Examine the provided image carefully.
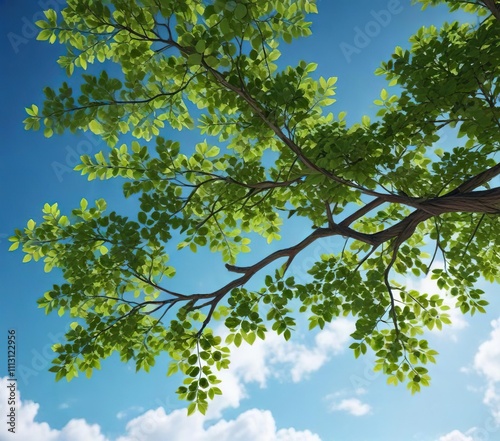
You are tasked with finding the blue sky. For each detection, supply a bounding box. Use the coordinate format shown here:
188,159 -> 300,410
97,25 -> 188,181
1,1 -> 500,440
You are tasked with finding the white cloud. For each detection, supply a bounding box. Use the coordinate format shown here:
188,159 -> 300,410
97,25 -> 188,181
473,317 -> 500,423
117,407 -> 321,441
116,406 -> 145,420
437,319 -> 500,441
329,398 -> 371,416
267,318 -> 354,383
438,425 -> 500,441
0,377 -> 321,441
0,376 -> 109,441
483,384 -> 500,423
59,419 -> 109,441
1,400 -> 58,441
206,318 -> 354,417
437,430 -> 474,441
326,386 -> 371,417
0,316 -> 351,440
474,318 -> 500,382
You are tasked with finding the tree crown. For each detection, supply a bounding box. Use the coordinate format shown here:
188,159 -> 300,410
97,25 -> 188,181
11,0 -> 500,415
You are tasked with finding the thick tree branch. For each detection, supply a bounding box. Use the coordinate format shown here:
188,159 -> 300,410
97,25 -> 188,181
195,180 -> 500,332
481,0 -> 500,20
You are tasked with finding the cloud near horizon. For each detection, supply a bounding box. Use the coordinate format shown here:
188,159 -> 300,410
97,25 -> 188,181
206,318 -> 355,418
0,318 -> 355,440
437,430 -> 474,441
328,398 -> 371,417
436,317 -> 500,441
473,317 -> 500,424
0,377 -> 321,441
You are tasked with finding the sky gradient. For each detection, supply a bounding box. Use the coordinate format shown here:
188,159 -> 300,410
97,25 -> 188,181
1,1 -> 500,441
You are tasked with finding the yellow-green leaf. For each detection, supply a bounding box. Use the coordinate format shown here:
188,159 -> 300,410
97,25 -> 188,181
37,29 -> 52,41
89,120 -> 104,135
187,402 -> 196,416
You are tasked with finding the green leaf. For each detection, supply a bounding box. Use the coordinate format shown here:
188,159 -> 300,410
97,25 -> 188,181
58,215 -> 70,226
89,120 -> 104,135
187,402 -> 196,415
234,4 -> 248,19
195,40 -> 206,54
206,146 -> 220,157
220,18 -> 231,37
25,105 -> 37,116
234,333 -> 242,347
167,363 -> 179,376
37,29 -> 52,41
187,53 -> 202,66
204,56 -> 219,68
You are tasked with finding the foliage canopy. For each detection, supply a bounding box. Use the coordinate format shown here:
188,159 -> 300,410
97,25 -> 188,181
11,0 -> 500,414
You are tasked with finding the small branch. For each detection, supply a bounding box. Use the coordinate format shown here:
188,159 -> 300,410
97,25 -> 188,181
340,198 -> 386,228
384,248 -> 401,336
325,202 -> 334,228
462,213 -> 486,258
